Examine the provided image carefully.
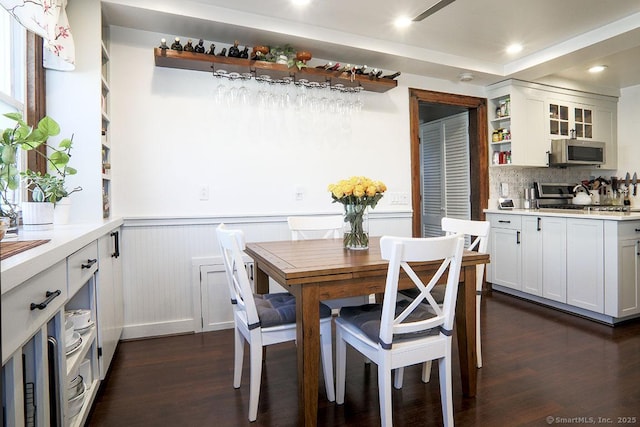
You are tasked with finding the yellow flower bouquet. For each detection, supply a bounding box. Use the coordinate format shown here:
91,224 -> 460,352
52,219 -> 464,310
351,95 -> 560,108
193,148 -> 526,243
328,176 -> 386,249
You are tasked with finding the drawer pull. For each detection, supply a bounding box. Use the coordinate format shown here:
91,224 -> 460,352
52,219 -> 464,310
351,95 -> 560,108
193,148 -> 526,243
635,228 -> 640,233
498,220 -> 511,224
30,290 -> 61,311
81,258 -> 98,269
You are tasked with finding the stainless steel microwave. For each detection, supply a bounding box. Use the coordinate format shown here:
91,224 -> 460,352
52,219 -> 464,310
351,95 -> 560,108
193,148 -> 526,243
549,139 -> 606,167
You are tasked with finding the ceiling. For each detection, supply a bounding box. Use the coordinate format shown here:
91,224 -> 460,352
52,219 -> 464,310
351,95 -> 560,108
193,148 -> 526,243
102,0 -> 640,95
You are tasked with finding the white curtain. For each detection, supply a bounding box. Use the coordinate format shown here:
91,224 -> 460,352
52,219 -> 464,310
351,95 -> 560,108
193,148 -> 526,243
0,0 -> 75,70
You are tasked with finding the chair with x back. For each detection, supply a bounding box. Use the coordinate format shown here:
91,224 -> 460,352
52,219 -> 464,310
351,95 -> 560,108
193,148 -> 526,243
440,217 -> 490,368
335,234 -> 465,427
287,215 -> 370,311
216,224 -> 335,422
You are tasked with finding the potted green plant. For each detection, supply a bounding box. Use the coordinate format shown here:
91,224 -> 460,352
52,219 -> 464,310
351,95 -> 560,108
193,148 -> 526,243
1,112 -> 80,230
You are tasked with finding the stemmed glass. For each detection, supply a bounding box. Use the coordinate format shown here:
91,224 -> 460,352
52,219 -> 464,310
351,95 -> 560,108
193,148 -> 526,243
214,69 -> 228,105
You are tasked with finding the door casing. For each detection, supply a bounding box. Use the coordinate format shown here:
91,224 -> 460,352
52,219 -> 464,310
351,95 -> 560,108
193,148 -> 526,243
409,89 -> 489,237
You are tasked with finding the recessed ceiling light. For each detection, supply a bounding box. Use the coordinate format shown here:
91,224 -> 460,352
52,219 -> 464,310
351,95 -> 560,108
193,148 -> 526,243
291,0 -> 311,6
506,44 -> 523,54
394,16 -> 413,28
588,65 -> 608,73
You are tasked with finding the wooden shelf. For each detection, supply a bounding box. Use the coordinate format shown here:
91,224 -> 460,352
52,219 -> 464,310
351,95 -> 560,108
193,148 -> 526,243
153,48 -> 397,93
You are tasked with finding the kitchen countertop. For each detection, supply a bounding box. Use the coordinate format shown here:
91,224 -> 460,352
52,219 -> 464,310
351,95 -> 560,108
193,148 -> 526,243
484,208 -> 640,220
0,218 -> 123,295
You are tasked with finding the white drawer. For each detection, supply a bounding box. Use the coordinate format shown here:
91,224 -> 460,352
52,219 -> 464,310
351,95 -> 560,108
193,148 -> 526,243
618,221 -> 640,240
2,260 -> 67,364
488,214 -> 521,230
68,241 -> 98,297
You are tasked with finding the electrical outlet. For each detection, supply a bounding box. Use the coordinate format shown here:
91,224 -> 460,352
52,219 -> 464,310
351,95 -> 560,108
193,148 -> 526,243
295,187 -> 304,201
398,192 -> 409,205
199,186 -> 209,200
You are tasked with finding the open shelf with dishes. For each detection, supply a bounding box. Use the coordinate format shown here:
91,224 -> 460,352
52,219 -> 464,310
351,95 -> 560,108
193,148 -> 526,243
153,48 -> 398,93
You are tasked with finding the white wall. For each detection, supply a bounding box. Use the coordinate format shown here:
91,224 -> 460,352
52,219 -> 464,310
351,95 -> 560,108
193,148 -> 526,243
617,84 -> 640,206
108,26 -> 486,218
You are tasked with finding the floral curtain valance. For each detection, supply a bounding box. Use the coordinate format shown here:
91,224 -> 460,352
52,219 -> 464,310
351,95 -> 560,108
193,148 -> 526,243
1,0 -> 75,70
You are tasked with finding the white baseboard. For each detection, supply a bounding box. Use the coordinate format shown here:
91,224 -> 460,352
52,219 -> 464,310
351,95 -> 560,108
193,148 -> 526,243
121,319 -> 196,340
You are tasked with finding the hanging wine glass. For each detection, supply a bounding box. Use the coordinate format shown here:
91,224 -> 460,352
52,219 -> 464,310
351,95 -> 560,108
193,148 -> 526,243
214,69 -> 228,105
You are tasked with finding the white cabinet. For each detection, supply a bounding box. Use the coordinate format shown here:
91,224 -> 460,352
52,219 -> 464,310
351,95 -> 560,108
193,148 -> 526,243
604,221 -> 640,317
520,216 -> 567,301
541,217 -> 567,303
64,241 -> 100,427
194,256 -> 253,333
487,80 -> 618,170
1,225 -> 124,427
97,228 -> 123,379
567,219 -> 604,312
489,212 -> 640,322
1,261 -> 66,427
487,80 -> 547,167
487,214 -> 522,290
545,91 -> 618,169
521,216 -> 543,296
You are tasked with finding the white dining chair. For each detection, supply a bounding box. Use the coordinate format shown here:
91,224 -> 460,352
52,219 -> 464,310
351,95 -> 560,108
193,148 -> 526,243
287,215 -> 370,311
398,217 -> 490,375
335,234 -> 465,427
441,217 -> 490,368
216,224 -> 335,422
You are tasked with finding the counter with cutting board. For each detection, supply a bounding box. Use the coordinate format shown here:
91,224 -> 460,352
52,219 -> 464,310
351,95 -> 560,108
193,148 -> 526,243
485,208 -> 640,324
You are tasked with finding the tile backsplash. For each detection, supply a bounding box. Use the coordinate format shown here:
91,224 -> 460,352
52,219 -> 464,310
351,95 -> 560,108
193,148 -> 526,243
488,167 -> 591,208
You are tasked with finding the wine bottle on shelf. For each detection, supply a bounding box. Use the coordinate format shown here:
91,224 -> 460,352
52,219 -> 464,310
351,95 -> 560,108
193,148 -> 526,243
382,71 -> 401,80
328,63 -> 341,71
315,62 -> 333,69
159,38 -> 169,50
194,39 -> 205,53
183,39 -> 194,52
170,37 -> 183,51
354,65 -> 368,75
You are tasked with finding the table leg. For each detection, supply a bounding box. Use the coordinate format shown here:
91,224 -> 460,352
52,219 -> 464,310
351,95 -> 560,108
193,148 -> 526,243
455,265 -> 477,397
291,283 -> 320,427
254,261 -> 269,294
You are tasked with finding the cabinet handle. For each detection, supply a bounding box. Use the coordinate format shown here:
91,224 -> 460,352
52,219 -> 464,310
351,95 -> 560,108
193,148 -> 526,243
517,231 -> 521,244
537,217 -> 541,231
635,228 -> 640,233
81,259 -> 98,269
111,231 -> 120,258
499,220 -> 511,224
30,290 -> 61,310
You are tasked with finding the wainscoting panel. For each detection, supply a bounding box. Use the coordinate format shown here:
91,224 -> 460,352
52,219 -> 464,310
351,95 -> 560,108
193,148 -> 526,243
121,212 -> 412,339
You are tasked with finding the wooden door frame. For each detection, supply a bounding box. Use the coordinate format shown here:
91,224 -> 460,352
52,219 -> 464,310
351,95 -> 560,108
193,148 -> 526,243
409,89 -> 489,237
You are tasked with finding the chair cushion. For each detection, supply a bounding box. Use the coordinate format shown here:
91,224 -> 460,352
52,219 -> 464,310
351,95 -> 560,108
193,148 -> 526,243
254,293 -> 332,328
339,299 -> 440,344
398,284 -> 445,304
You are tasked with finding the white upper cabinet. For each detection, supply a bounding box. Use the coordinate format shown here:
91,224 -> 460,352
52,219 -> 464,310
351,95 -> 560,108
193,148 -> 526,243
487,80 -> 618,169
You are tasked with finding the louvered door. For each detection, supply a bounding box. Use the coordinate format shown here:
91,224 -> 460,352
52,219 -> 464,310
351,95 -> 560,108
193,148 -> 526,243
420,112 -> 470,237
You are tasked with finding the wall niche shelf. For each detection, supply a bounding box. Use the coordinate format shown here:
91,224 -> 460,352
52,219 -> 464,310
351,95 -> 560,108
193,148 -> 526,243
153,48 -> 398,93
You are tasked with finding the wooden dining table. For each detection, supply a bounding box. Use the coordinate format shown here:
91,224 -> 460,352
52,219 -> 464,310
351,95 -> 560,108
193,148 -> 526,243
244,236 -> 490,426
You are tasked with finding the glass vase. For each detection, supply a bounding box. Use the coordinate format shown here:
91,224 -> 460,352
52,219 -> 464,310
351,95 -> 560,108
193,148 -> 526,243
343,203 -> 369,250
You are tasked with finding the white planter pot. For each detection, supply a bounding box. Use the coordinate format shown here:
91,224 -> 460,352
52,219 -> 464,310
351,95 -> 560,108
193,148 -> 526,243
54,197 -> 72,225
22,202 -> 54,230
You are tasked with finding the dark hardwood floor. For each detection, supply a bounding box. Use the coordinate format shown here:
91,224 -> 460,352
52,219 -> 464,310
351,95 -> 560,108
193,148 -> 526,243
87,290 -> 640,427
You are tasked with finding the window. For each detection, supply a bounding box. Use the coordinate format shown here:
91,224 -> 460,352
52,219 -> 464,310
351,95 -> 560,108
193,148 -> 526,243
0,7 -> 26,211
